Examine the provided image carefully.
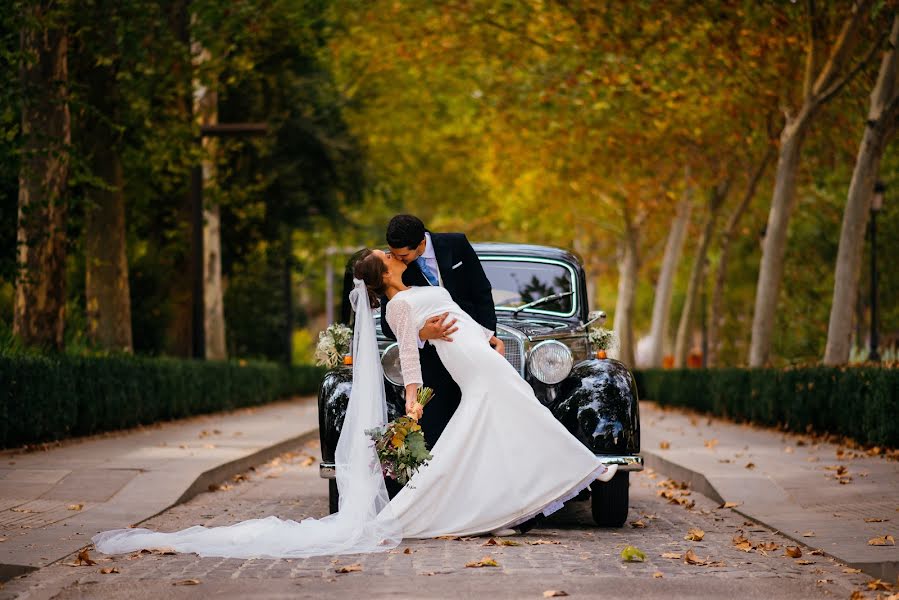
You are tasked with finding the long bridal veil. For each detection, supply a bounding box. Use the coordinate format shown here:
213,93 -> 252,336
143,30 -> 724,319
92,279 -> 403,558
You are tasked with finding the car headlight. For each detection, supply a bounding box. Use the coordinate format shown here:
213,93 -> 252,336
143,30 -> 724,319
528,340 -> 573,385
381,343 -> 404,386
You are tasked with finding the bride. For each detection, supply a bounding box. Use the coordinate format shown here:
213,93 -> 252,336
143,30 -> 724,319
92,249 -> 616,558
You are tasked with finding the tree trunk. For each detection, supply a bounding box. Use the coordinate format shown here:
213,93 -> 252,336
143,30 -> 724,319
647,176 -> 691,367
14,6 -> 70,351
85,150 -> 132,352
83,48 -> 133,353
162,0 -> 195,357
193,39 -> 226,360
612,216 -> 639,368
674,181 -> 729,367
708,148 -> 773,367
748,114 -> 812,367
825,14 -> 899,365
282,230 -> 294,365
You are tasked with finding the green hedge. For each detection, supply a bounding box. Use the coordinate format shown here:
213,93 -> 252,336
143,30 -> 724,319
634,366 -> 899,447
0,353 -> 326,449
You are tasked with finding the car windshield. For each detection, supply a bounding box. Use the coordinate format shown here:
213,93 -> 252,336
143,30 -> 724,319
481,259 -> 576,315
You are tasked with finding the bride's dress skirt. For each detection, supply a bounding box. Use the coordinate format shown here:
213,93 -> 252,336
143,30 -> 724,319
385,297 -> 607,538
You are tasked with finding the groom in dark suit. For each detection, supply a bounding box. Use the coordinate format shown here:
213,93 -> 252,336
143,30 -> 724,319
380,214 -> 497,446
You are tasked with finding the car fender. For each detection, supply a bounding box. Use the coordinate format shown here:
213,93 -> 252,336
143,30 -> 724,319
551,358 -> 640,455
318,368 -> 405,464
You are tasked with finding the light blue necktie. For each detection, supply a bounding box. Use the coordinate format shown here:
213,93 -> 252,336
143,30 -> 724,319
416,256 -> 439,286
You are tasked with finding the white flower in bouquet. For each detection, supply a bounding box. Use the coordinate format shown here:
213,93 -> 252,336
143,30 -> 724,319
314,324 -> 353,368
588,326 -> 618,352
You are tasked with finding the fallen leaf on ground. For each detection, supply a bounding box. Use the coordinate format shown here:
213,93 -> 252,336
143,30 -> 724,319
784,446 -> 794,453
785,547 -> 802,558
11,508 -> 35,513
864,518 -> 889,523
620,546 -> 646,562
652,572 -> 663,578
301,456 -> 315,467
684,528 -> 705,542
99,567 -> 119,574
816,579 -> 833,584
802,531 -> 815,537
67,503 -> 84,511
172,579 -> 201,586
842,567 -> 862,574
868,580 -> 894,591
77,549 -> 97,566
403,548 -> 412,554
660,552 -> 682,559
704,439 -> 719,449
868,535 -> 895,546
810,549 -> 824,555
850,592 -> 865,600
732,532 -> 753,552
684,549 -> 706,565
335,564 -> 363,573
543,592 -> 568,598
437,535 -> 460,540
630,520 -> 646,528
720,501 -> 741,509
659,441 -> 671,449
795,560 -> 814,565
482,538 -> 519,546
465,556 -> 499,568
527,540 -> 561,545
745,463 -> 756,470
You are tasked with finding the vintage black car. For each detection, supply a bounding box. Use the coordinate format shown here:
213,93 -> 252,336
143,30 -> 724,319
318,243 -> 643,527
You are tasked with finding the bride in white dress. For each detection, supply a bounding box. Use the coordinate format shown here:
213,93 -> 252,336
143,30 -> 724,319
92,249 -> 615,559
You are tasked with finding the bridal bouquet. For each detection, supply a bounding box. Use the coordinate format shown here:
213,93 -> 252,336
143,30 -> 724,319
314,324 -> 353,368
366,387 -> 435,485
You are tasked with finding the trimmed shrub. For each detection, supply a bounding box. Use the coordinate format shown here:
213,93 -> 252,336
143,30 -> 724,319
0,353 -> 325,448
634,366 -> 898,447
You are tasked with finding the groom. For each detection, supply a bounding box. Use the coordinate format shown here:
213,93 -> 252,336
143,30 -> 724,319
380,214 -> 497,445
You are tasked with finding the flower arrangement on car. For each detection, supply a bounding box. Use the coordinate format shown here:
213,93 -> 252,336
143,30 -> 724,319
314,324 -> 353,368
366,387 -> 435,485
588,325 -> 618,359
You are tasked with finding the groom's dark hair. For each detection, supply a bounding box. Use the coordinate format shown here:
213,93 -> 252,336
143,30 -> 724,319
386,214 -> 426,250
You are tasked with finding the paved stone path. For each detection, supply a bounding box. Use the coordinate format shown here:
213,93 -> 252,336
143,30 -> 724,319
1,439 -> 883,600
640,401 -> 899,580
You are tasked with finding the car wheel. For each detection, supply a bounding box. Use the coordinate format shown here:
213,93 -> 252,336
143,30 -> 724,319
591,471 -> 629,527
328,479 -> 339,514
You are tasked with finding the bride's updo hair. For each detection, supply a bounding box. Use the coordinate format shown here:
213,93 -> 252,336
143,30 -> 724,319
353,249 -> 387,309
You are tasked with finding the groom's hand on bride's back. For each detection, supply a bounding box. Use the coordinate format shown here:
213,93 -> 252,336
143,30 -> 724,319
419,312 -> 458,342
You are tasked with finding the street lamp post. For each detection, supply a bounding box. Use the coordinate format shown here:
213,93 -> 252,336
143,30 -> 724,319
869,181 -> 885,362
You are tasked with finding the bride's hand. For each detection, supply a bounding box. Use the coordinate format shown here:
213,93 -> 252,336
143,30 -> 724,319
405,387 -> 423,420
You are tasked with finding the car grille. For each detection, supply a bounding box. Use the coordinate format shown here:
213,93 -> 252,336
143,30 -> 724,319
498,333 -> 525,376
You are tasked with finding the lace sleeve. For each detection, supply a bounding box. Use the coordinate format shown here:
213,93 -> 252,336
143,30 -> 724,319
386,298 -> 423,387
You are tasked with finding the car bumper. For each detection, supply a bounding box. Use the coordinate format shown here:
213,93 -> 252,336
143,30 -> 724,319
318,454 -> 643,480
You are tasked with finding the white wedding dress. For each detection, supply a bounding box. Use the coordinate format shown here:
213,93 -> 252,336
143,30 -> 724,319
92,282 -> 612,558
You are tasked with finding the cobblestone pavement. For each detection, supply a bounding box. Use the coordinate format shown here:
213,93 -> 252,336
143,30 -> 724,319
1,440 -> 886,599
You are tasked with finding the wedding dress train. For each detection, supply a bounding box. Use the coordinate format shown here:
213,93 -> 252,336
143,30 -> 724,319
92,282 -> 612,558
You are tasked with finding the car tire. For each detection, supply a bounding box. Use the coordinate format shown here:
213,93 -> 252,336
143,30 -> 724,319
328,479 -> 339,514
591,471 -> 629,527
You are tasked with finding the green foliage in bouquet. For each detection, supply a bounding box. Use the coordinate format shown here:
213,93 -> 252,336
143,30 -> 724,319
366,387 -> 435,484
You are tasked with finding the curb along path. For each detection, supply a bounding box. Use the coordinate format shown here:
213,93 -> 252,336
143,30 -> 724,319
640,401 -> 899,581
0,397 -> 318,582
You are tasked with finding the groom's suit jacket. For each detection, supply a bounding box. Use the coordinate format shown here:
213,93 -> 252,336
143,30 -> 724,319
380,232 -> 496,450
